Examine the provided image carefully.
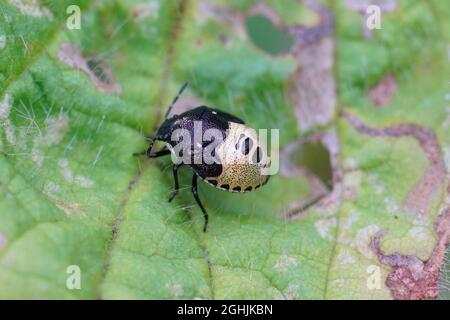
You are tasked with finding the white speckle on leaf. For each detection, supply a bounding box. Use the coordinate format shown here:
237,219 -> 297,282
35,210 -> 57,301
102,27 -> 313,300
58,158 -> 95,188
285,284 -> 299,300
367,174 -> 385,194
0,233 -> 7,251
411,218 -> 427,226
3,123 -> 15,145
274,254 -> 298,272
354,225 -> 380,259
31,148 -> 42,164
0,35 -> 6,49
43,113 -> 69,145
74,176 -> 94,188
408,226 -> 432,242
344,170 -> 362,189
342,210 -> 359,231
43,181 -> 60,197
343,170 -> 362,200
374,183 -> 385,194
8,0 -> 53,20
384,197 -> 399,213
58,158 -> 73,182
166,283 -> 183,298
32,113 -> 69,166
0,94 -> 12,119
330,279 -> 345,287
336,250 -> 357,265
342,158 -> 359,171
0,94 -> 16,145
315,218 -> 337,240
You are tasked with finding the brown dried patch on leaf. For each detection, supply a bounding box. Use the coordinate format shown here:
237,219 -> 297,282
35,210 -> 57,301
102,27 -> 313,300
342,110 -> 446,218
52,199 -> 84,216
344,0 -> 397,38
198,0 -> 246,38
280,131 -> 343,220
372,209 -> 450,299
247,2 -> 282,27
316,131 -> 344,211
57,43 -> 122,95
285,0 -> 335,132
279,136 -> 328,220
286,38 -> 335,132
8,0 -> 54,20
199,1 -> 286,41
132,1 -> 160,20
345,0 -> 397,14
369,73 -> 397,107
286,0 -> 334,52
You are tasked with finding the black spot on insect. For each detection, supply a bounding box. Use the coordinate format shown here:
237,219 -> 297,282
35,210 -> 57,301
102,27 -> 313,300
242,137 -> 252,155
133,82 -> 270,232
205,137 -> 217,157
235,135 -> 252,156
235,134 -> 245,150
252,146 -> 262,164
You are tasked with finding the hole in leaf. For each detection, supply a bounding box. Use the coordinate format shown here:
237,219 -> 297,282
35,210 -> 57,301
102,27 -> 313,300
245,15 -> 294,55
292,141 -> 333,190
86,58 -> 112,84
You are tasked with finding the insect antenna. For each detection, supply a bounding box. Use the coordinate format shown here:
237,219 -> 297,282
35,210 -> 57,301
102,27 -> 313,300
164,82 -> 189,119
134,82 -> 188,158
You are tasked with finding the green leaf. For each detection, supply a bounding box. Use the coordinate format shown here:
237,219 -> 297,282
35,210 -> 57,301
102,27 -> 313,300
0,0 -> 449,300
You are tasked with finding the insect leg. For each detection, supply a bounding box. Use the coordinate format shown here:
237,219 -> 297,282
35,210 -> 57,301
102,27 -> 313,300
133,141 -> 171,158
191,174 -> 208,232
148,148 -> 171,158
164,82 -> 189,119
168,164 -> 182,202
132,148 -> 170,158
133,139 -> 155,157
132,150 -> 147,157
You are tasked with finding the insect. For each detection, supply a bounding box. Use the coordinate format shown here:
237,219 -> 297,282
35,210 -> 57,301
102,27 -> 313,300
134,83 -> 270,232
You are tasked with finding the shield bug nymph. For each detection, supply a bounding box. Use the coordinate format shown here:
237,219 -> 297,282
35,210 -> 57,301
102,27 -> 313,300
134,83 -> 271,231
